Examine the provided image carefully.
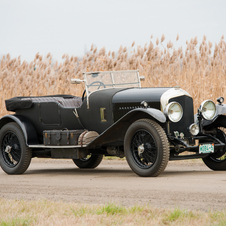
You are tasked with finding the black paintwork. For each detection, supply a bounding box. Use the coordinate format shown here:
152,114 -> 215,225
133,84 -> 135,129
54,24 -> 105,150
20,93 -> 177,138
112,87 -> 170,121
0,115 -> 39,145
77,88 -> 125,134
15,101 -> 83,143
2,87 -> 171,145
1,87 -> 193,145
1,84 -> 224,162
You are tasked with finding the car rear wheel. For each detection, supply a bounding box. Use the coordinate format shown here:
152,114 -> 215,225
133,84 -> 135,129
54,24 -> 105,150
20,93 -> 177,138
72,154 -> 103,168
202,128 -> 226,170
0,122 -> 32,174
124,119 -> 169,177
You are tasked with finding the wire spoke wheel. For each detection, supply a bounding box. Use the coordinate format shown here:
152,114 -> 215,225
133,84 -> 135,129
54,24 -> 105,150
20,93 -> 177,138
124,119 -> 169,177
0,122 -> 32,174
131,130 -> 157,169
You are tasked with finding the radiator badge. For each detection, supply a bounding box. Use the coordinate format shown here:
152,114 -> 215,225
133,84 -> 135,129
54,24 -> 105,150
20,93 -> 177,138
174,131 -> 184,139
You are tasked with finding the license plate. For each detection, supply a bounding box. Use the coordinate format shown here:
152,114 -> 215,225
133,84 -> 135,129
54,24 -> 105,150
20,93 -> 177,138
199,143 -> 214,154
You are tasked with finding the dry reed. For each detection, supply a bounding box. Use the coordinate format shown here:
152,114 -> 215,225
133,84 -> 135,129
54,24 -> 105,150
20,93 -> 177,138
0,35 -> 226,116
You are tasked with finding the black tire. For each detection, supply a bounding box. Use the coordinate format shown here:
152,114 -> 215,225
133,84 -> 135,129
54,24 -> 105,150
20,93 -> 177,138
0,122 -> 32,174
124,119 -> 169,177
72,154 -> 103,168
202,128 -> 226,170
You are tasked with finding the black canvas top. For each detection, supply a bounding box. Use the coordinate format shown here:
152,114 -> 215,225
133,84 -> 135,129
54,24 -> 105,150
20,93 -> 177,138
5,95 -> 76,112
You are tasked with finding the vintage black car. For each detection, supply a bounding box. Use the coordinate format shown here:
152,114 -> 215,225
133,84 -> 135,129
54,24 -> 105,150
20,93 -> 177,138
0,70 -> 226,177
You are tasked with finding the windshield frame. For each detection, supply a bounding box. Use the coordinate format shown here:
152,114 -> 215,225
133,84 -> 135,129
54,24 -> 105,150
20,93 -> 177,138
82,70 -> 142,108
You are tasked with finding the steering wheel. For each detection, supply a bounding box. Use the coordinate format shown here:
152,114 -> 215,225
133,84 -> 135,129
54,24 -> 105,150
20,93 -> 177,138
82,81 -> 106,101
88,81 -> 106,90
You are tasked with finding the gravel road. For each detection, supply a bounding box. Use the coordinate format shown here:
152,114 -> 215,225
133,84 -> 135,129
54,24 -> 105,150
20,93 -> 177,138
1,158 -> 226,211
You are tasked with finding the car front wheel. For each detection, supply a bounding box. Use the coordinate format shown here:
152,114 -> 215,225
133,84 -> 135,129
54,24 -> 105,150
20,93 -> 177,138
0,122 -> 32,174
124,119 -> 169,177
202,128 -> 226,170
72,154 -> 103,168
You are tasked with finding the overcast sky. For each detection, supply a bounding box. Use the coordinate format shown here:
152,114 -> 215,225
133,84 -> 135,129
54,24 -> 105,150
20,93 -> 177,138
0,0 -> 225,62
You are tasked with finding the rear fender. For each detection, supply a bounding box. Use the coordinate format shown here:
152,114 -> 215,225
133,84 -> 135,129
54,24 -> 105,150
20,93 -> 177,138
0,115 -> 39,146
87,108 -> 166,148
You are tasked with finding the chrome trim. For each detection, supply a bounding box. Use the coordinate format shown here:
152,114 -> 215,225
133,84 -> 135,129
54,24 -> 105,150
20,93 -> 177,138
160,87 -> 191,111
199,100 -> 216,120
164,101 -> 183,122
28,145 -> 86,148
189,123 -> 199,136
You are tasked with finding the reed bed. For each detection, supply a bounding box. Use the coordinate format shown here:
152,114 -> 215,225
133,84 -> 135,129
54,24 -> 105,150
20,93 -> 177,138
0,35 -> 225,116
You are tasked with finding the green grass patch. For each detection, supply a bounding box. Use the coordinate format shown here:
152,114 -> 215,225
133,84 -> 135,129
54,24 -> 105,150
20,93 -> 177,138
0,217 -> 34,226
97,203 -> 127,215
70,205 -> 89,217
162,208 -> 198,224
1,198 -> 226,225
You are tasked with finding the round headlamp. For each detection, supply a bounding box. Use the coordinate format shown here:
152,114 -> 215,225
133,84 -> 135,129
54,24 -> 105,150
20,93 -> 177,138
199,100 -> 216,120
189,123 -> 199,136
165,102 -> 183,122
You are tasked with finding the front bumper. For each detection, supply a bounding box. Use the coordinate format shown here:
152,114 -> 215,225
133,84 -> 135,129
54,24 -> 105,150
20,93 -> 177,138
168,133 -> 225,160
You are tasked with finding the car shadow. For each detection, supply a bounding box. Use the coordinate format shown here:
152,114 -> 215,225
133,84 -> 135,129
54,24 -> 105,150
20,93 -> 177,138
25,167 -> 135,177
162,169 -> 217,177
23,166 -> 219,178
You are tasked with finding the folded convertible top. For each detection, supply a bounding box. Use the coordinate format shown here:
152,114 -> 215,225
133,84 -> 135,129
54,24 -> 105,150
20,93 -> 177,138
5,95 -> 77,112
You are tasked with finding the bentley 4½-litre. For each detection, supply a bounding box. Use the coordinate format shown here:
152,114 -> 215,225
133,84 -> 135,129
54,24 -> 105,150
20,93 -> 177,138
0,70 -> 226,177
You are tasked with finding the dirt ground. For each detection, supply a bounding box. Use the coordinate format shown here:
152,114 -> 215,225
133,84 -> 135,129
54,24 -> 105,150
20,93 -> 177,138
1,158 -> 226,211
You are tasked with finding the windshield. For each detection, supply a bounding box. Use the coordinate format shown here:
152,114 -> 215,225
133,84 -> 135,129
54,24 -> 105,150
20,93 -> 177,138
83,70 -> 141,93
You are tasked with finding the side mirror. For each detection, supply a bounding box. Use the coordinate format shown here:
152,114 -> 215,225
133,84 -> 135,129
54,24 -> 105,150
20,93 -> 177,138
71,79 -> 85,84
217,97 -> 224,105
139,76 -> 145,81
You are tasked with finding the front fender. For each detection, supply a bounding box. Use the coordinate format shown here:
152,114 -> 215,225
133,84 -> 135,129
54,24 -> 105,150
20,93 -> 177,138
0,115 -> 39,146
202,115 -> 226,130
217,104 -> 226,115
128,108 -> 166,123
87,108 -> 166,148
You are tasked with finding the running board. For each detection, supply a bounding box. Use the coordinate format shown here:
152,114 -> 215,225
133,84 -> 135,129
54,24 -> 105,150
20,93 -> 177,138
28,144 -> 87,149
30,145 -> 88,159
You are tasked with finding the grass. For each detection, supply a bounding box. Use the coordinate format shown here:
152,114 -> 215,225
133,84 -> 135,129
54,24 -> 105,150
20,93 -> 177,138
0,199 -> 226,225
0,217 -> 32,226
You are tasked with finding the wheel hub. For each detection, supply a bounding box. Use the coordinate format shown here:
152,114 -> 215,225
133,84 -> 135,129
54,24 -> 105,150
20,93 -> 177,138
138,144 -> 144,157
5,145 -> 12,154
131,129 -> 157,168
4,145 -> 16,164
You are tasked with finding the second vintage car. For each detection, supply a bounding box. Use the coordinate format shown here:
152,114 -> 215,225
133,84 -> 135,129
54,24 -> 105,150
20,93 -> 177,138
0,70 -> 226,177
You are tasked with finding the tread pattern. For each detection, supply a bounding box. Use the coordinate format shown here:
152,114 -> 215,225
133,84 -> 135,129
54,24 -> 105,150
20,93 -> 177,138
12,123 -> 32,174
138,119 -> 169,176
202,128 -> 226,171
0,122 -> 32,174
124,118 -> 170,177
